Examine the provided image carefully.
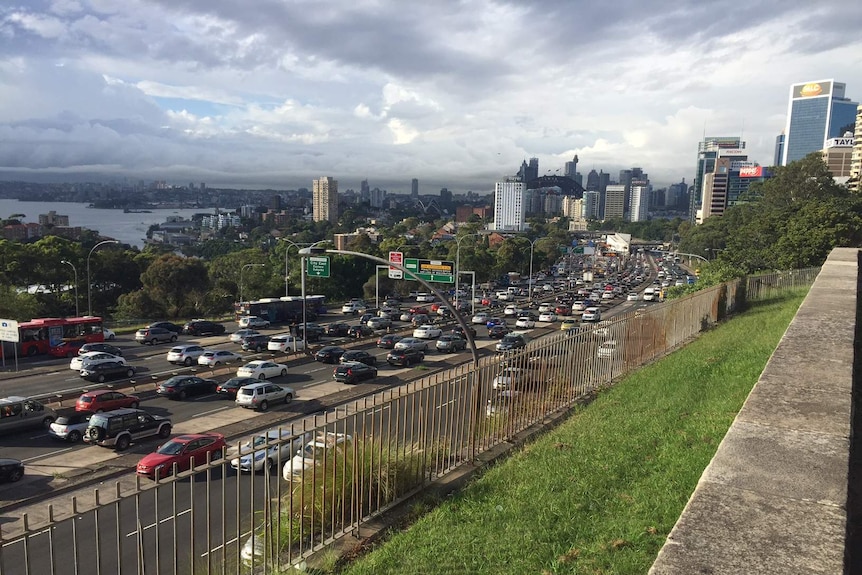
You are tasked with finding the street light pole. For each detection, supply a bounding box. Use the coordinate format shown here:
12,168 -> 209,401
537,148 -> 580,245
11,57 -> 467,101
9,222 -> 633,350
278,239 -> 309,297
240,263 -> 265,305
87,240 -> 118,316
60,260 -> 79,317
455,233 -> 483,307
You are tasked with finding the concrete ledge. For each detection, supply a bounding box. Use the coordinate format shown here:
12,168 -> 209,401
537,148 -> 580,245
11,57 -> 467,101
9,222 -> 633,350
650,248 -> 856,575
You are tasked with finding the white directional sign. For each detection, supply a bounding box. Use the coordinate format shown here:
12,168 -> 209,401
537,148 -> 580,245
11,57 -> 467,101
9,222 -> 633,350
0,319 -> 19,342
389,251 -> 403,279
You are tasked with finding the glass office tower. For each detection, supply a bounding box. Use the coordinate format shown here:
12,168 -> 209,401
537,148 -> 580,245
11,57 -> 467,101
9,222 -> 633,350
782,80 -> 858,165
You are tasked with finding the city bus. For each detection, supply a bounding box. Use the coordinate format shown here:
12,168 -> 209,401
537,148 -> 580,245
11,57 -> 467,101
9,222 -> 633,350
14,316 -> 106,357
234,296 -> 326,325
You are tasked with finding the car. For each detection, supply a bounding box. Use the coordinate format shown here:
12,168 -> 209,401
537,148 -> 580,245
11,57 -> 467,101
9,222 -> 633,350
102,327 -> 116,341
601,291 -> 615,301
236,360 -> 289,380
235,381 -> 295,411
230,329 -> 261,343
346,325 -> 374,339
537,303 -> 552,313
538,312 -> 558,322
488,324 -> 511,339
471,312 -> 490,324
486,391 -> 521,417
627,293 -> 639,301
414,293 -> 435,303
597,340 -> 618,359
394,337 -> 428,351
240,334 -> 272,353
69,351 -> 127,371
495,332 -> 529,352
450,325 -> 477,340
413,325 -> 442,339
333,361 -> 379,384
358,313 -> 376,326
76,390 -> 140,412
136,433 -> 226,480
216,376 -> 259,399
325,322 -> 352,337
410,314 -> 431,328
238,316 -> 270,329
376,334 -> 404,349
0,458 -> 25,483
47,340 -> 87,358
197,349 -> 243,367
182,320 -> 226,336
297,323 -> 325,342
84,408 -> 172,450
554,305 -> 571,316
156,375 -> 218,400
79,342 -> 124,357
148,321 -> 183,334
340,349 -> 378,366
571,301 -> 587,312
492,368 -> 531,390
0,396 -> 58,433
560,319 -> 578,331
515,316 -> 536,329
267,334 -> 306,353
486,317 -> 507,328
48,412 -> 92,442
135,327 -> 178,345
386,348 -> 425,367
283,432 -> 352,481
231,429 -> 312,474
582,307 -> 601,322
366,316 -> 392,330
436,334 -> 466,353
341,301 -> 366,315
166,344 -> 207,366
314,346 -> 346,364
503,305 -> 522,316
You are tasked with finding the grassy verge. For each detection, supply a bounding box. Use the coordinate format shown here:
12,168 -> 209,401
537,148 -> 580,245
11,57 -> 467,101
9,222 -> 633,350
340,290 -> 808,575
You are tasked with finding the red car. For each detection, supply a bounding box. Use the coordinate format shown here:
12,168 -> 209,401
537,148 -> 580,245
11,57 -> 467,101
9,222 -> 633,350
48,340 -> 86,358
136,433 -> 226,480
76,390 -> 140,412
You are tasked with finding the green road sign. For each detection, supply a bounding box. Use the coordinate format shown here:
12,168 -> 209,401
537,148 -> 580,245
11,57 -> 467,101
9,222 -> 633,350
572,246 -> 585,254
404,258 -> 454,283
306,256 -> 330,278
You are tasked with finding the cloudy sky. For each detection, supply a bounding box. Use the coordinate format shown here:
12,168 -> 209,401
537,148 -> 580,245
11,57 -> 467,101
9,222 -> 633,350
0,0 -> 860,193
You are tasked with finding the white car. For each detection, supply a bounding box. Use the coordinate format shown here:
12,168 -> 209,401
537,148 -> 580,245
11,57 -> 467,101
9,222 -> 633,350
197,349 -> 243,367
503,305 -> 522,316
238,316 -> 270,329
341,301 -> 366,315
582,307 -> 601,322
492,367 -> 527,390
230,329 -> 260,343
414,293 -> 435,303
283,432 -> 352,481
627,293 -> 639,301
230,429 -> 312,473
572,301 -> 587,312
267,334 -> 306,353
538,312 -> 558,322
601,291 -> 615,300
235,381 -> 294,410
515,316 -> 536,329
597,340 -> 618,359
394,337 -> 428,351
69,351 -> 126,371
102,327 -> 116,341
413,325 -> 442,339
537,303 -> 552,313
471,312 -> 490,325
236,360 -> 288,380
166,344 -> 207,366
366,317 -> 392,330
400,311 -> 414,322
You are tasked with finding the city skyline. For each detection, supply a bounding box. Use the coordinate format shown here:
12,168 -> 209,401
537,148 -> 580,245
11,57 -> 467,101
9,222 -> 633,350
0,1 -> 860,192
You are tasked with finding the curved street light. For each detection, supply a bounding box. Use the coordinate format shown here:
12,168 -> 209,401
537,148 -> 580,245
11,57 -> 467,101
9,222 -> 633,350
454,232 -> 486,312
239,263 -> 265,304
278,239 -> 311,297
60,260 -> 79,317
87,240 -> 119,316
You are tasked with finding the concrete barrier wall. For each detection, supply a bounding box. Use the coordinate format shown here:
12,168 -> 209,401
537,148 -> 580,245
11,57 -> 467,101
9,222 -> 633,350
649,247 -> 857,575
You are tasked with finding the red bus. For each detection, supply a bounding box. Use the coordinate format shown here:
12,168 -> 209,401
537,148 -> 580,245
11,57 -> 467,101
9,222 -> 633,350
17,317 -> 106,356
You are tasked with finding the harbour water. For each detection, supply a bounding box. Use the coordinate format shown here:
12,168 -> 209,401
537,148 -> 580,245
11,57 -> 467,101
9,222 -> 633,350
0,199 -> 215,249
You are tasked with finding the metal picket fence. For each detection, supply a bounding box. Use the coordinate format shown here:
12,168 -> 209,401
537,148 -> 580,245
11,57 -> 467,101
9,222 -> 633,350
0,269 -> 817,575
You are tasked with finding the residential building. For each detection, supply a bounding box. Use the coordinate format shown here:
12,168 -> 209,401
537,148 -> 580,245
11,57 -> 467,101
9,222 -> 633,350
781,79 -> 858,165
411,178 -> 419,198
39,211 -> 70,226
582,191 -> 600,220
604,185 -> 625,220
312,176 -> 338,223
491,179 -> 526,232
629,184 -> 650,222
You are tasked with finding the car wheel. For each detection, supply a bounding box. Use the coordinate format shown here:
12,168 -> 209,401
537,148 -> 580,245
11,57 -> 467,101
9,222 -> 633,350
184,357 -> 192,366
67,430 -> 82,442
258,400 -> 269,412
126,368 -> 135,378
115,435 -> 131,451
170,335 -> 178,343
97,374 -> 106,383
158,424 -> 172,438
87,426 -> 105,441
213,361 -> 221,366
258,373 -> 266,380
279,368 -> 287,377
178,390 -> 187,400
129,401 -> 139,409
8,468 -> 23,482
42,416 -> 55,428
284,393 -> 293,404
150,339 -> 157,345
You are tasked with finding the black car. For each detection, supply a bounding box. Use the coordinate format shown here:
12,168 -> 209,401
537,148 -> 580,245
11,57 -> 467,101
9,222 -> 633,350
296,323 -> 325,342
325,322 -> 352,337
451,325 -> 477,339
148,321 -> 183,334
340,349 -> 377,366
216,376 -> 259,399
333,362 -> 378,384
182,320 -> 226,336
240,334 -> 272,352
386,348 -> 425,367
84,408 -> 172,451
0,458 -> 25,482
80,361 -> 137,383
157,375 -> 217,400
347,325 -> 374,339
488,325 -> 511,339
358,313 -> 375,326
79,342 -> 124,357
315,346 -> 346,364
376,334 -> 403,349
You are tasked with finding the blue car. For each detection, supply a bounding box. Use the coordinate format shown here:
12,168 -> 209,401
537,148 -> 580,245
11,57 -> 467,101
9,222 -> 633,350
486,318 -> 507,328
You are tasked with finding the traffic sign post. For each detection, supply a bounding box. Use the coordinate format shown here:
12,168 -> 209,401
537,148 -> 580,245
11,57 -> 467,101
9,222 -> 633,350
404,258 -> 454,283
388,251 -> 403,279
306,256 -> 331,278
0,319 -> 19,343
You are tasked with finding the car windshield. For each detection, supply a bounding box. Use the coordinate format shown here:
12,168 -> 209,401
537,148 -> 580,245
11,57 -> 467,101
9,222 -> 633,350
251,435 -> 271,447
88,414 -> 109,427
238,388 -> 254,396
157,440 -> 186,455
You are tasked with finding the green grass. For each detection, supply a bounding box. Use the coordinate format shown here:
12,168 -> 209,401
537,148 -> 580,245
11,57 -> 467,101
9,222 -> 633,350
339,290 -> 807,575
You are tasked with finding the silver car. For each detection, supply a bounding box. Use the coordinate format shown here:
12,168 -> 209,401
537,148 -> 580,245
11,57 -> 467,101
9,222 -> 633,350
230,429 -> 312,473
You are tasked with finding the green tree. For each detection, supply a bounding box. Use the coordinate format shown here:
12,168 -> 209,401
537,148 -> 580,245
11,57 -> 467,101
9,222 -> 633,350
140,255 -> 211,318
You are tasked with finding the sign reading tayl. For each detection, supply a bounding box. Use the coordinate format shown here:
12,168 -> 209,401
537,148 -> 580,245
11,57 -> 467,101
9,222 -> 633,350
0,319 -> 19,343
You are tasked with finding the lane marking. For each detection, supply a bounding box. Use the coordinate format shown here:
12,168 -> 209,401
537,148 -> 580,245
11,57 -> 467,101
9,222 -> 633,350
126,508 -> 191,537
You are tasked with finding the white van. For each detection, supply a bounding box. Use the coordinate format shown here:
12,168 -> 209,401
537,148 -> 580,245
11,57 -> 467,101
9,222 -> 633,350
267,334 -> 306,352
0,396 -> 58,434
643,287 -> 656,301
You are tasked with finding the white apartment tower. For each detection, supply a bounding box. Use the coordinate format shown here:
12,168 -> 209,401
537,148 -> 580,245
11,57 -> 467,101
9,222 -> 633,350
312,176 -> 339,223
629,185 -> 651,222
491,179 -> 525,231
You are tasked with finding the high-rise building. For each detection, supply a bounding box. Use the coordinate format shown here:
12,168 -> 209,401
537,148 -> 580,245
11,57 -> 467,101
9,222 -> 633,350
781,80 -> 858,165
821,133 -> 855,181
312,176 -> 339,223
699,150 -> 768,221
585,169 -> 600,191
851,105 -> 862,193
491,179 -> 526,231
564,155 -> 579,179
411,178 -> 419,198
774,133 -> 785,166
582,191 -> 599,220
629,184 -> 650,222
604,185 -> 625,220
369,187 -> 386,208
691,137 -> 745,222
